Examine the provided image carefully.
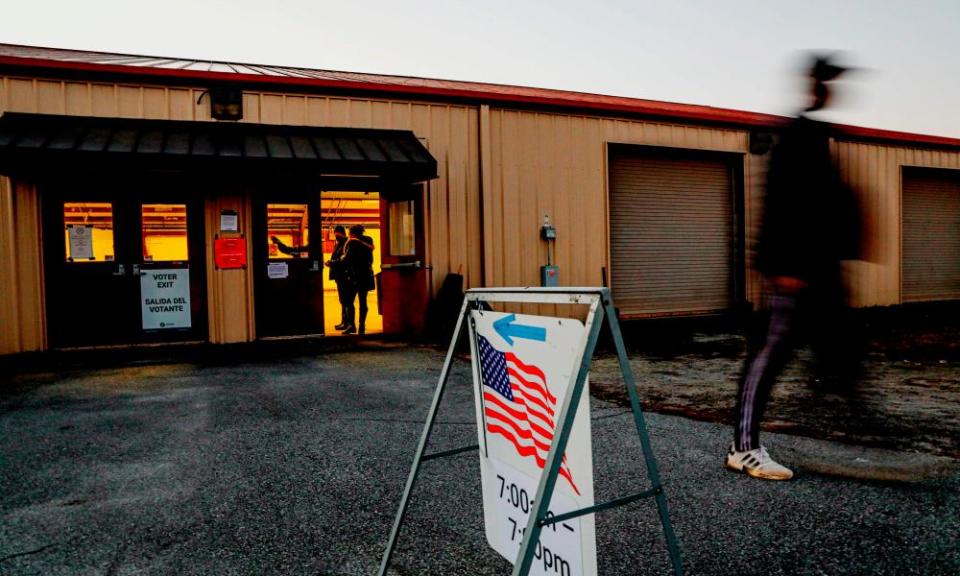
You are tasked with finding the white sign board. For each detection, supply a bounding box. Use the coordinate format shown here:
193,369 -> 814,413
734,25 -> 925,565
469,310 -> 596,576
141,268 -> 191,330
267,262 -> 289,279
67,224 -> 94,260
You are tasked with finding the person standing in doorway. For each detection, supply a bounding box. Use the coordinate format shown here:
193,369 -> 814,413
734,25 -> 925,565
726,54 -> 862,481
324,225 -> 350,330
341,224 -> 375,335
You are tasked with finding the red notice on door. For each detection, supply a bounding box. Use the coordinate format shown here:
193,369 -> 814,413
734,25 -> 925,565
214,237 -> 247,269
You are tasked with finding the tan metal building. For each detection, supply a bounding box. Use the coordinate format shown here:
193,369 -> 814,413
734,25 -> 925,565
1,44 -> 959,356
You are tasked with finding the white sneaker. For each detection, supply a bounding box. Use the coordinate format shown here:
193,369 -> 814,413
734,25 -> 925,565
725,444 -> 794,481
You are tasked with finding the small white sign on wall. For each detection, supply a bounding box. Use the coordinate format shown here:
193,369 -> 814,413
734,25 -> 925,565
267,262 -> 289,279
141,268 -> 191,330
67,224 -> 94,260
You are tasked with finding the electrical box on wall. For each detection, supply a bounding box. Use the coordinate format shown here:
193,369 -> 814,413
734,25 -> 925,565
540,265 -> 559,287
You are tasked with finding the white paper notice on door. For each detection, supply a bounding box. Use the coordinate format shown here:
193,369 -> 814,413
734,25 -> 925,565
68,225 -> 94,260
267,262 -> 289,279
141,268 -> 192,330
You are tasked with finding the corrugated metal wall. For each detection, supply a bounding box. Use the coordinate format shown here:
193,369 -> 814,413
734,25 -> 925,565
834,141 -> 960,307
3,73 -> 960,353
0,177 -> 45,355
482,109 -> 751,316
0,75 -> 481,346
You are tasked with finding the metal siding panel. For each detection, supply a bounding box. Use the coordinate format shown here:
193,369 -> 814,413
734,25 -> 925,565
142,87 -> 166,119
35,80 -> 63,114
64,82 -> 91,116
283,96 -> 306,125
260,94 -> 283,124
609,153 -> 734,315
902,170 -> 960,301
117,85 -> 142,118
8,79 -> 36,112
168,88 -> 193,120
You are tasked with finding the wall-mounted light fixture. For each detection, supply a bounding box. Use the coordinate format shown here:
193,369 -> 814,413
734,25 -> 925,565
208,86 -> 243,121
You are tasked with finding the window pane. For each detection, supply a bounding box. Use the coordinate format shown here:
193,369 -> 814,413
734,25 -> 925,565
64,202 -> 114,262
142,204 -> 188,262
388,200 -> 415,256
267,203 -> 309,259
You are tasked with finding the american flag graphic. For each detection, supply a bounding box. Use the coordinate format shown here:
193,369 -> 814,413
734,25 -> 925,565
478,334 -> 580,495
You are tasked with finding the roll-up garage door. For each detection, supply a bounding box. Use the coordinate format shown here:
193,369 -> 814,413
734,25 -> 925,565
902,169 -> 960,302
609,150 -> 734,316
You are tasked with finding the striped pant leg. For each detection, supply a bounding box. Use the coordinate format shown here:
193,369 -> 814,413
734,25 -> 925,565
734,294 -> 799,452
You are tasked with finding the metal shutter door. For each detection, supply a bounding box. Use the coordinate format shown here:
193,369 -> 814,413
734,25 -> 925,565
609,153 -> 733,315
903,171 -> 960,302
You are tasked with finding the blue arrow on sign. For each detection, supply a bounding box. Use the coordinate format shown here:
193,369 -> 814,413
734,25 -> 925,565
492,314 -> 547,346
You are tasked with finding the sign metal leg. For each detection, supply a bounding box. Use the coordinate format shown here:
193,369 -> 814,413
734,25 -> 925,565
377,301 -> 471,576
604,299 -> 684,576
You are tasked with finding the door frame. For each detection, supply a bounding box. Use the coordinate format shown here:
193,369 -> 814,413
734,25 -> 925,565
40,169 -> 208,348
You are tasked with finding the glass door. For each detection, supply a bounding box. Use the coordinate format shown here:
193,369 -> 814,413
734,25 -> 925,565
254,195 -> 325,337
137,202 -> 202,339
46,194 -> 138,347
43,179 -> 207,348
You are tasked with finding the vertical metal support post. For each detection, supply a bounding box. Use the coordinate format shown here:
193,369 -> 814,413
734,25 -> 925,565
603,295 -> 684,576
511,300 -> 606,576
377,300 -> 471,576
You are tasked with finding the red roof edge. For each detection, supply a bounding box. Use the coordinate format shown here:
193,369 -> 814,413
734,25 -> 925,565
1,52 -> 959,150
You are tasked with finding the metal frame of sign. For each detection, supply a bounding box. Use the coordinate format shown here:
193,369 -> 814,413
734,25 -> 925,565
378,287 -> 683,576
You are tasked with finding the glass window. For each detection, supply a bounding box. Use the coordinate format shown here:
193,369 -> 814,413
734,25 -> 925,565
388,199 -> 416,256
267,204 -> 309,259
142,204 -> 188,262
63,202 -> 115,262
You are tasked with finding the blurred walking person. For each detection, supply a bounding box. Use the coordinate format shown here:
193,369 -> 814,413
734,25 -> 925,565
726,54 -> 862,480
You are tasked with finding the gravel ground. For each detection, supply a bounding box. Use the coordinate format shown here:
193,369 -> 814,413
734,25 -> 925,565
1,343 -> 958,575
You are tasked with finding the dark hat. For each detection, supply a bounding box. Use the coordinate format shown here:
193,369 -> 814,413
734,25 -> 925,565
333,225 -> 346,234
809,54 -> 849,82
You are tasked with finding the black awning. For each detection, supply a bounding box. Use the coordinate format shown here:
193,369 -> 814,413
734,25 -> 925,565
0,113 -> 437,182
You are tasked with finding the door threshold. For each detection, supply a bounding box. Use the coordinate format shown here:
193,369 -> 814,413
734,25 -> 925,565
258,334 -> 326,341
54,340 -> 207,352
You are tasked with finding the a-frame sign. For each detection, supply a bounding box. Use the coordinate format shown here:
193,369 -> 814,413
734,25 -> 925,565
378,287 -> 684,576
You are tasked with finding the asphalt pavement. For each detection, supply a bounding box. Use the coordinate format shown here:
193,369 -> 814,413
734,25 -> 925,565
1,344 -> 958,575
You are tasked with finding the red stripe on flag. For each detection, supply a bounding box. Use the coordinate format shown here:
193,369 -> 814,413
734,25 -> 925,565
510,383 -> 555,418
484,391 -> 554,434
505,352 -> 555,403
507,368 -> 556,409
486,423 -> 581,496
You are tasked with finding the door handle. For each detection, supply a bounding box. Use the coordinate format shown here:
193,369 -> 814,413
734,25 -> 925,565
111,264 -> 126,276
381,261 -> 422,270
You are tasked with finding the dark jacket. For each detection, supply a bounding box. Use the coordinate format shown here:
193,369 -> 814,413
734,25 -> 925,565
758,115 -> 861,283
328,237 -> 347,282
342,235 -> 375,291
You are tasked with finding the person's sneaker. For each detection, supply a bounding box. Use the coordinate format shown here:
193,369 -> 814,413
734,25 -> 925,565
341,325 -> 357,335
725,444 -> 794,480
334,323 -> 348,330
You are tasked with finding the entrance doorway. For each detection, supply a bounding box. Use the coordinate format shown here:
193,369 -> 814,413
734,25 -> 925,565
320,191 -> 383,335
42,177 -> 207,348
254,188 -> 384,338
254,183 -> 427,338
